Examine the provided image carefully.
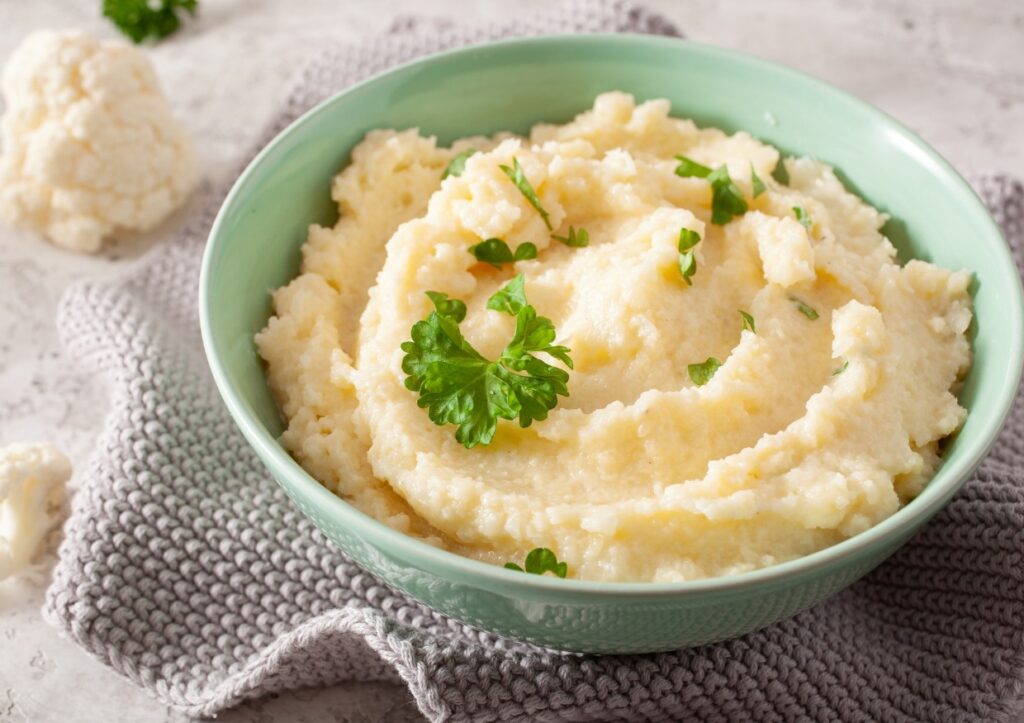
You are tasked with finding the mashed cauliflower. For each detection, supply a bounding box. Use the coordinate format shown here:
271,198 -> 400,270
256,93 -> 972,582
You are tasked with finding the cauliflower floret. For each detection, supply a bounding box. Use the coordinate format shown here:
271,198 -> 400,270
0,29 -> 199,253
0,443 -> 71,580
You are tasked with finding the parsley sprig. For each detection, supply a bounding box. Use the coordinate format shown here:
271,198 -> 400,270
401,274 -> 572,448
675,156 -> 748,225
469,238 -> 537,268
501,157 -> 552,230
103,0 -> 197,43
505,547 -> 568,577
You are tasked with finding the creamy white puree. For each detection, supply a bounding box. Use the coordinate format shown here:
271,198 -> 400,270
257,93 -> 971,582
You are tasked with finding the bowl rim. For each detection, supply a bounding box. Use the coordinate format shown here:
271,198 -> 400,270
199,32 -> 1024,598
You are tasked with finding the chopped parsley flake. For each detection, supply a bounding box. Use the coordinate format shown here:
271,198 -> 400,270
500,157 -> 552,230
674,155 -> 748,225
504,547 -> 568,577
707,167 -> 749,224
688,357 -> 722,386
674,156 -> 713,178
793,205 -> 813,231
552,226 -> 589,247
790,296 -> 819,320
751,165 -> 766,198
442,148 -> 478,179
468,238 -> 537,268
740,310 -> 756,332
677,227 -> 701,286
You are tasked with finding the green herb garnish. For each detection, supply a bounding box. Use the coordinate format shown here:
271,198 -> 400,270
740,310 -> 756,333
500,157 -> 552,230
401,274 -> 572,448
103,0 -> 197,43
468,238 -> 537,268
707,167 -> 749,224
677,227 -> 701,286
674,156 -> 712,178
793,206 -> 813,231
442,149 -> 478,179
674,155 -> 748,225
485,273 -> 528,315
504,547 -> 568,577
423,291 -> 467,322
688,357 -> 722,386
832,360 -> 849,376
790,296 -> 819,320
552,226 -> 589,248
751,165 -> 766,198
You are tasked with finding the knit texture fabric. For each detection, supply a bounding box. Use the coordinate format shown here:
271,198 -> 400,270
44,2 -> 1024,721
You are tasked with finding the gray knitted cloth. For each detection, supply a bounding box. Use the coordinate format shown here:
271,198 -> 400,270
44,2 -> 1024,721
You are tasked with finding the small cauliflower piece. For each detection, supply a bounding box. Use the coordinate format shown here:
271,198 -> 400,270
0,443 -> 71,580
0,29 -> 199,253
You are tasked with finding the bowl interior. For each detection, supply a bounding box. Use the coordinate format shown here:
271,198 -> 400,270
201,34 -> 1023,594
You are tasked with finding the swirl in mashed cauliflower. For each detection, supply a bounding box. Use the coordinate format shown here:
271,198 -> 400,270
256,93 -> 972,582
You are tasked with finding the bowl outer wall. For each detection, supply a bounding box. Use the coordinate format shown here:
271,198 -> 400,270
199,34 -> 1024,653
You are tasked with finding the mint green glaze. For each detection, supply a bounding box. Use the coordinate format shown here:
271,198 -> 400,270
199,35 -> 1024,653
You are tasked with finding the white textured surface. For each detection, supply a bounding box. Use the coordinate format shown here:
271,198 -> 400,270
0,1 -> 1021,721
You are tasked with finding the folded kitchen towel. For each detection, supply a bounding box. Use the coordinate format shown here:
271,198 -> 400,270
44,1 -> 1024,720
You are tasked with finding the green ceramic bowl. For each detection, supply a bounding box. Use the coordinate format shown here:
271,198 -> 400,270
200,34 -> 1024,654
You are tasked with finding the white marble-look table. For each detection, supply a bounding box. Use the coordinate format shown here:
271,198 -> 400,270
1,1 -> 1021,721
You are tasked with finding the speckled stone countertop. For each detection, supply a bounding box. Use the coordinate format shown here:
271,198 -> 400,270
1,1 -> 1021,721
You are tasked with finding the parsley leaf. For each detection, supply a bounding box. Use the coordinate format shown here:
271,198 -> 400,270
832,360 -> 849,376
677,227 -> 701,286
486,273 -> 528,315
103,0 -> 197,43
502,303 -> 574,369
790,296 -> 819,320
675,155 -> 748,225
751,165 -> 766,198
552,226 -> 589,247
504,547 -> 568,577
500,157 -> 552,230
688,357 -> 722,386
468,238 -> 537,268
402,275 -> 571,448
424,291 -> 467,322
442,149 -> 478,179
740,310 -> 756,332
793,206 -> 813,231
